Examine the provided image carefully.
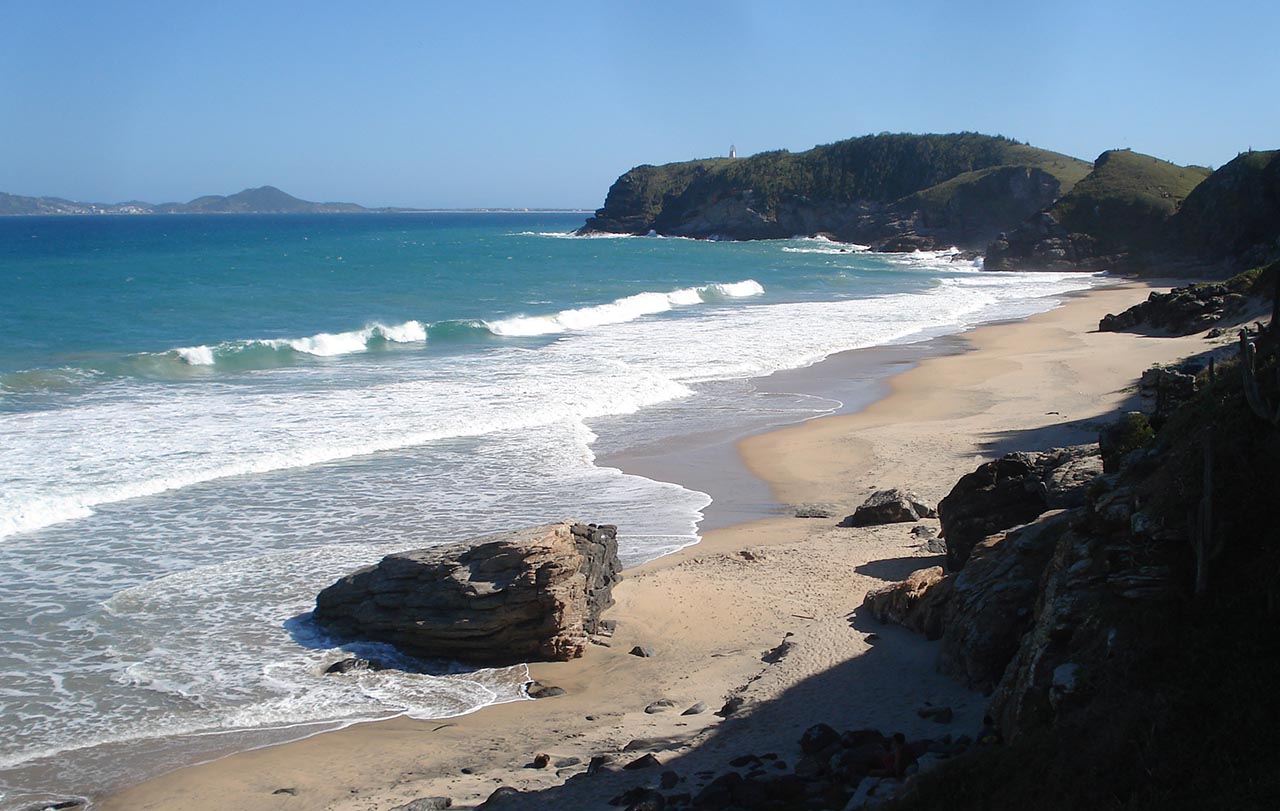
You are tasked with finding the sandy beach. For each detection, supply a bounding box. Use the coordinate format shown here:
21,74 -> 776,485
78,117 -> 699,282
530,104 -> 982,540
96,280 -> 1225,811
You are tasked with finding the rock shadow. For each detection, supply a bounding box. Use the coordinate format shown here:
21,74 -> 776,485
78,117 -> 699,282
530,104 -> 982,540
854,554 -> 944,581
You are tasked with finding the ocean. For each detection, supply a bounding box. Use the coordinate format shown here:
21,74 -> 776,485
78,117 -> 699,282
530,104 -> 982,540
0,212 -> 1101,807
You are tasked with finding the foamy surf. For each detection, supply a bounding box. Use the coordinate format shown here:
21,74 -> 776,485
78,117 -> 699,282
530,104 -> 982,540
486,279 -> 764,336
172,320 -> 428,366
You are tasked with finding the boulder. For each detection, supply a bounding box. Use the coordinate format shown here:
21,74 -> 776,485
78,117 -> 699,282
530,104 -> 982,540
799,723 -> 840,754
862,566 -> 951,640
323,656 -> 386,674
526,681 -> 565,699
624,753 -> 661,770
313,522 -> 620,665
840,489 -> 937,527
478,787 -> 520,809
937,446 -> 1100,571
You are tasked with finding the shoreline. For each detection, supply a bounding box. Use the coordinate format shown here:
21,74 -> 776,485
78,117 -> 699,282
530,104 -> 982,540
92,279 -> 1222,811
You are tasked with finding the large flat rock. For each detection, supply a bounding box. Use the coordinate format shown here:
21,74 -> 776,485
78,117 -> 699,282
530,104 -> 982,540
313,521 -> 620,665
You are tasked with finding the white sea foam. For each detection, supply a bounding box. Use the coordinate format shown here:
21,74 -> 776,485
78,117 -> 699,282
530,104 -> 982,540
515,230 -> 637,239
707,279 -> 765,298
782,236 -> 871,254
485,280 -> 763,336
174,345 -> 215,366
0,353 -> 696,539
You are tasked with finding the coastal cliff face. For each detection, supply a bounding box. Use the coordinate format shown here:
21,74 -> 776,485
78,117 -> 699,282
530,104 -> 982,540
874,299 -> 1280,807
313,521 -> 621,665
580,133 -> 1088,250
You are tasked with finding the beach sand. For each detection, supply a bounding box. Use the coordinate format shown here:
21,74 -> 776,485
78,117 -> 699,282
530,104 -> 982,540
97,281 -> 1226,810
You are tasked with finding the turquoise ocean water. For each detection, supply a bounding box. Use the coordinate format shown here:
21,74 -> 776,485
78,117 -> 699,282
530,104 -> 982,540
0,213 -> 1101,807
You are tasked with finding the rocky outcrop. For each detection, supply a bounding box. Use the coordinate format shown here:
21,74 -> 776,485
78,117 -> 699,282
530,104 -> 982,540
863,566 -> 951,639
839,489 -> 937,527
937,446 -> 1101,571
984,212 -> 1095,270
936,513 -> 1073,692
313,522 -> 621,665
1099,281 -> 1250,335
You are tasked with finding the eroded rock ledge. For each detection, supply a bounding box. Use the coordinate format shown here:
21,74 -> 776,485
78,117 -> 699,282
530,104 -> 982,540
313,521 -> 620,665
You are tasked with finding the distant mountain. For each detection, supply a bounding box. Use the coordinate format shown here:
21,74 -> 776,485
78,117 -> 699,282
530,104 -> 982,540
0,185 -> 372,215
578,132 -> 1092,250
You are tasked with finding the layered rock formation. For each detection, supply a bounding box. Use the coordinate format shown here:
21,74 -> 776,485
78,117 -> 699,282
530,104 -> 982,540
313,521 -> 621,665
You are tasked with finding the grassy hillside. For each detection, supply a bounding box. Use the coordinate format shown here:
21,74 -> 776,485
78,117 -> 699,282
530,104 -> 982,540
1176,149 -> 1280,267
1050,149 -> 1211,252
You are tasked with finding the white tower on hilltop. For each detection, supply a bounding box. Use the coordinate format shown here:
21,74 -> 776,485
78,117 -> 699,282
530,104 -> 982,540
729,144 -> 737,159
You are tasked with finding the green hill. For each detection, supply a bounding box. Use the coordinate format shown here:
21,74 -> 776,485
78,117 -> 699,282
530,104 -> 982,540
986,149 -> 1211,271
1053,150 -> 1210,251
581,133 -> 1091,248
1176,149 -> 1280,268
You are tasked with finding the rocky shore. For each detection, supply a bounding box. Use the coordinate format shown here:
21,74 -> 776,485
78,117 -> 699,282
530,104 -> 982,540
95,281 -> 1275,811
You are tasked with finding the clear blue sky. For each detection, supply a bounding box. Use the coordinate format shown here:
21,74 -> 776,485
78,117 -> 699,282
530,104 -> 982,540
1,0 -> 1276,208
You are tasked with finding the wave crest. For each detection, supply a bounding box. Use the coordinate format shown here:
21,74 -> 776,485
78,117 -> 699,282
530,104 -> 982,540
485,280 -> 764,337
172,320 -> 429,367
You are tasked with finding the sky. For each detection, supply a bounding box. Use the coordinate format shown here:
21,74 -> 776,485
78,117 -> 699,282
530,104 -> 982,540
1,0 -> 1276,209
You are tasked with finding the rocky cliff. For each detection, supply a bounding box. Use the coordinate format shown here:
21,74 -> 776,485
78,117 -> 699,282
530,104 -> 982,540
870,316 -> 1280,808
313,521 -> 621,665
579,133 -> 1090,250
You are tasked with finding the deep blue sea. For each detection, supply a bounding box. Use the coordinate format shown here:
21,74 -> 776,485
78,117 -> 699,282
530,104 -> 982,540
0,213 -> 1101,807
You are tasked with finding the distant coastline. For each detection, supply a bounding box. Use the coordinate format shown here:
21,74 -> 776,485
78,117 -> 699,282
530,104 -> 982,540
0,185 -> 590,217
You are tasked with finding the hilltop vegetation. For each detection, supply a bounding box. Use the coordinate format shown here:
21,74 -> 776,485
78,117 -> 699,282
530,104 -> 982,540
988,148 -> 1280,275
1176,149 -> 1280,268
1051,150 -> 1210,251
581,133 -> 1091,248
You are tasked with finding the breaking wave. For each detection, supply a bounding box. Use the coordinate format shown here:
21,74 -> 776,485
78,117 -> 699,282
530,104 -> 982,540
486,280 -> 764,336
